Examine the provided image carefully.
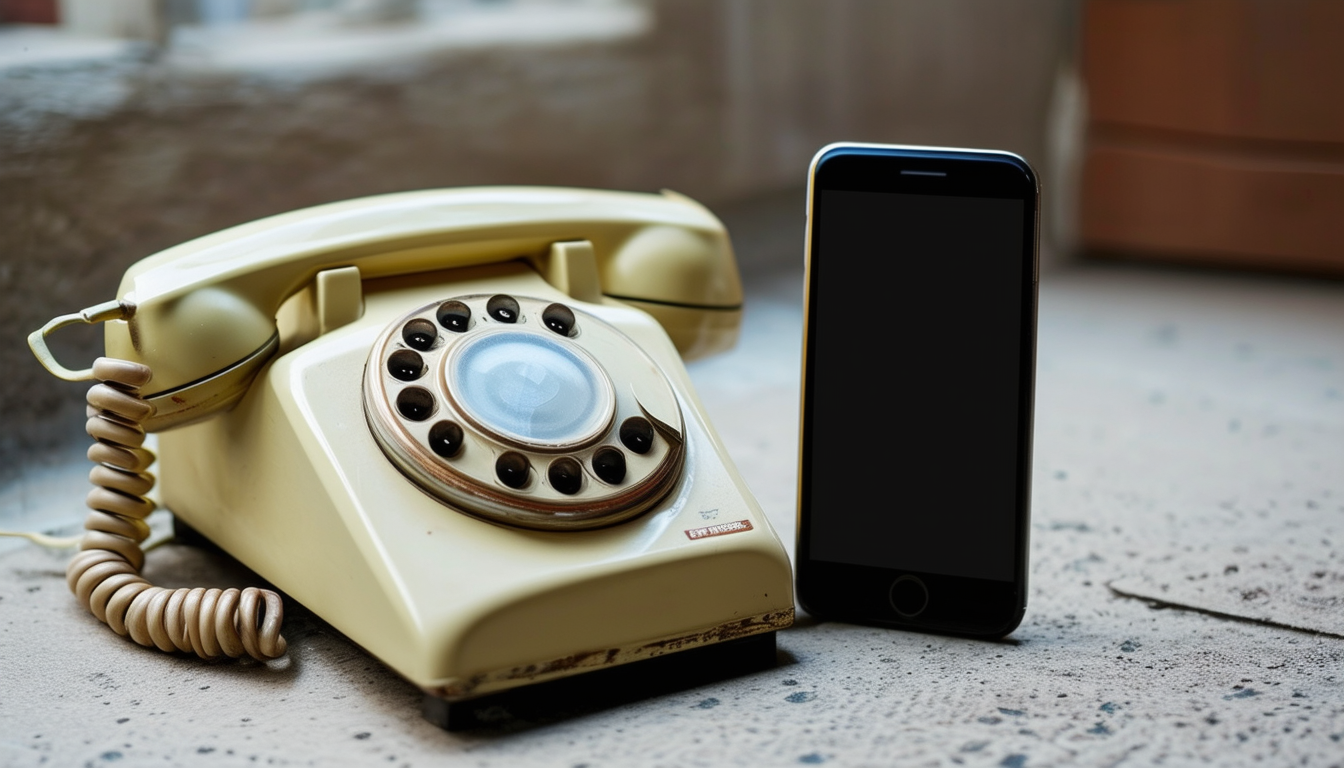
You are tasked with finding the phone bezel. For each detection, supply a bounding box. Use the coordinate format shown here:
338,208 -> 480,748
795,143 -> 1039,638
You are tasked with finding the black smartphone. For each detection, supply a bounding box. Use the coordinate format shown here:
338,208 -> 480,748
796,143 -> 1038,638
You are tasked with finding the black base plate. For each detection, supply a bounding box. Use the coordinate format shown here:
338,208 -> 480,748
422,631 -> 778,731
172,515 -> 224,553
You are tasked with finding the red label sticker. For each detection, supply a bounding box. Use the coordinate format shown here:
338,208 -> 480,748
685,519 -> 754,540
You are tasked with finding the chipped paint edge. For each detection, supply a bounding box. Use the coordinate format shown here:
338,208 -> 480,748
429,608 -> 794,700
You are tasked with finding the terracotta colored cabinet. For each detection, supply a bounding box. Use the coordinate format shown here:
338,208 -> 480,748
1081,0 -> 1344,274
0,0 -> 58,23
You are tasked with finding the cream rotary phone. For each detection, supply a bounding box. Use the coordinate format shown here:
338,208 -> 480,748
29,187 -> 794,724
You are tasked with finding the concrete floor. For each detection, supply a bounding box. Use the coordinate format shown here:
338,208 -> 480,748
3,258 -> 1343,767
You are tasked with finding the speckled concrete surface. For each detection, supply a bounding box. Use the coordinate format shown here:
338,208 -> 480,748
3,260 -> 1343,767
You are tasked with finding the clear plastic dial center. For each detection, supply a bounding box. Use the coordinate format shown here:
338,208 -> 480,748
445,330 -> 614,447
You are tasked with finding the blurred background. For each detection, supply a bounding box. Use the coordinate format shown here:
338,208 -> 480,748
1,0 -> 1340,503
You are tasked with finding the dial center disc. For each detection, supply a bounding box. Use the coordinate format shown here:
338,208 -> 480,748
445,329 -> 614,448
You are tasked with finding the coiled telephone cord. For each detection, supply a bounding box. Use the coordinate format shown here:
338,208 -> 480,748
67,357 -> 287,662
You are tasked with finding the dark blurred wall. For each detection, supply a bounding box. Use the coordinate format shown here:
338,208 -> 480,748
0,0 -> 1076,479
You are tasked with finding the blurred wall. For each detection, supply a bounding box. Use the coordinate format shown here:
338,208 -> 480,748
0,0 -> 1076,481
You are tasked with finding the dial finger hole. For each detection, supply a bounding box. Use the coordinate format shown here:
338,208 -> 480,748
402,318 -> 437,351
592,446 -> 626,485
541,303 -> 577,337
396,387 -> 435,421
495,451 -> 531,489
487,295 -> 520,323
547,457 -> 583,495
436,300 -> 471,333
427,420 -> 464,458
619,416 -> 654,454
387,349 -> 425,381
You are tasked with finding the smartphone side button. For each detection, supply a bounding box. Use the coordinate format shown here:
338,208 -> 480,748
889,575 -> 929,618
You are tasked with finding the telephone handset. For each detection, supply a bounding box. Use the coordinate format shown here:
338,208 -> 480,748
34,187 -> 744,430
31,187 -> 794,711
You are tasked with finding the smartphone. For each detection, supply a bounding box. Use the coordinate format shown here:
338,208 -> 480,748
796,143 -> 1038,638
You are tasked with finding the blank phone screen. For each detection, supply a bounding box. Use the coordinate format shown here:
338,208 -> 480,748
806,190 -> 1026,582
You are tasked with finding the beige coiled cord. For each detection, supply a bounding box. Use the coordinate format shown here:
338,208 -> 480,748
66,357 -> 287,661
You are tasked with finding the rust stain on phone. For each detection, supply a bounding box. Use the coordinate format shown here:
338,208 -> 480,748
431,609 -> 793,699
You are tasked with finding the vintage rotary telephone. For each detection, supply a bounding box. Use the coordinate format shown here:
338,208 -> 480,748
29,187 -> 794,722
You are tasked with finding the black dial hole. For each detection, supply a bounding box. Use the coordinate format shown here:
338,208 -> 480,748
396,387 -> 435,421
619,416 -> 655,455
487,294 -> 520,323
548,457 -> 583,495
387,350 -> 425,381
402,318 -> 438,351
496,451 -> 531,489
541,303 -> 576,337
592,446 -> 626,485
436,300 -> 471,333
427,421 -> 464,458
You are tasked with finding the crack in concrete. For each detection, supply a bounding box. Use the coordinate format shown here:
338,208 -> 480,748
1107,580 -> 1344,640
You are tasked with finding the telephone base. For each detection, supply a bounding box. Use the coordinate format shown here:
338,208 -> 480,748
176,512 -> 782,729
421,631 -> 778,731
171,515 -> 223,554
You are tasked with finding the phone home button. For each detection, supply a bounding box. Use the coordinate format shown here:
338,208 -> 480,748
889,575 -> 929,618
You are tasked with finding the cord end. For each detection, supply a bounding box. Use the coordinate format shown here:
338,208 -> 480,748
29,300 -> 134,382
